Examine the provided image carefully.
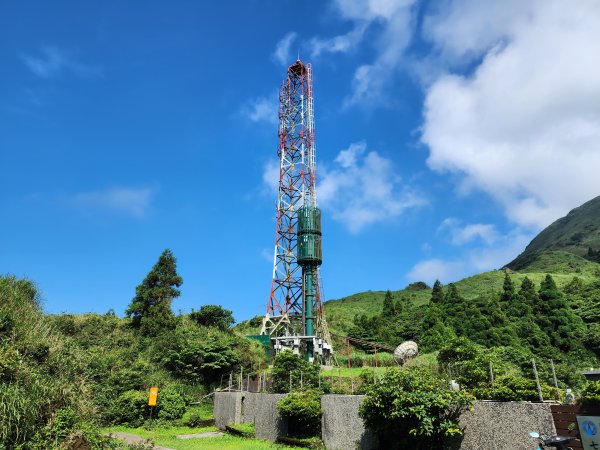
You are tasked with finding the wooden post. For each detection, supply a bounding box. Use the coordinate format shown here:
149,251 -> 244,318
300,371 -> 303,390
374,344 -> 378,368
258,372 -> 261,393
289,372 -> 292,392
338,368 -> 341,392
247,374 -> 250,392
532,358 -> 544,402
550,359 -> 561,401
229,372 -> 232,391
346,337 -> 351,369
318,372 -> 321,389
489,361 -> 494,389
350,368 -> 354,394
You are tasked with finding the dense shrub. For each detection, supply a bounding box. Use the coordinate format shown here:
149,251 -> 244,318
106,390 -> 150,427
580,381 -> 600,406
271,351 -> 320,393
103,387 -> 187,426
189,305 -> 234,330
359,368 -> 474,450
162,322 -> 240,383
277,390 -> 322,438
157,387 -> 187,421
471,375 -> 555,401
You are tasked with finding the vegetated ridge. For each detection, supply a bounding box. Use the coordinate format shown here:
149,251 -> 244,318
507,195 -> 600,270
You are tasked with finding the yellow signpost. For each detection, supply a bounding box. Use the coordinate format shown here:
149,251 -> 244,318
148,386 -> 158,406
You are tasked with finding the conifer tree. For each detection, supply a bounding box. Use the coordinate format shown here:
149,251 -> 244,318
431,280 -> 444,304
382,290 -> 395,316
518,276 -> 538,310
534,274 -> 585,352
126,249 -> 183,335
500,272 -> 516,305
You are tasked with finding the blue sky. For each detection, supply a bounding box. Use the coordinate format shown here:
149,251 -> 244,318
1,0 -> 599,321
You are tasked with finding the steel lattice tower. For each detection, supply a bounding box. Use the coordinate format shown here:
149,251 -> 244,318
260,59 -> 332,362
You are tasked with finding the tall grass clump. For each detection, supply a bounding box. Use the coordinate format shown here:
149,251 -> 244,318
0,276 -> 96,448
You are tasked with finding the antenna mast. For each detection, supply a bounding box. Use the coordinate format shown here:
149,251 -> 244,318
260,59 -> 332,362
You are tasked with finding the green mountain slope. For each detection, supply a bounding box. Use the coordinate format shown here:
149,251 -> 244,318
323,265 -> 598,335
507,195 -> 600,270
325,195 -> 600,335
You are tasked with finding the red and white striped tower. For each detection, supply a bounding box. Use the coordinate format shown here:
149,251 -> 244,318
260,59 -> 332,362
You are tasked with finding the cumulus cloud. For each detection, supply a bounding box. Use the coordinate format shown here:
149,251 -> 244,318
307,0 -> 416,108
261,141 -> 425,232
21,45 -> 98,78
407,229 -> 532,284
438,218 -> 498,246
240,93 -> 278,125
421,0 -> 600,229
272,32 -> 297,66
318,141 -> 426,232
407,258 -> 465,285
71,187 -> 155,218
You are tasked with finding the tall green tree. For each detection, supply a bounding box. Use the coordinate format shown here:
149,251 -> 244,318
500,272 -> 516,305
382,290 -> 395,316
126,249 -> 183,335
536,274 -> 585,351
431,280 -> 444,304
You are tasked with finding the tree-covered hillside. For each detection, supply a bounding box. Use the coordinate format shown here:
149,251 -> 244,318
323,197 -> 600,396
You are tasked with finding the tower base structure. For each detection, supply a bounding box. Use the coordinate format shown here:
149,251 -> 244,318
259,313 -> 333,364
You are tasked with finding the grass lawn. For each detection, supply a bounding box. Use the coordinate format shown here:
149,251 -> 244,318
103,425 -> 301,449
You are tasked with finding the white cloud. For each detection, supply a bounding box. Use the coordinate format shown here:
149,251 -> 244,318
21,45 -> 97,78
439,218 -> 498,246
407,259 -> 465,285
272,32 -> 297,66
260,141 -> 425,232
309,23 -> 368,58
318,141 -> 426,233
71,187 -> 155,218
421,0 -> 600,229
407,229 -> 532,284
262,159 -> 280,194
240,93 -> 278,125
308,0 -> 416,108
422,0 -> 534,63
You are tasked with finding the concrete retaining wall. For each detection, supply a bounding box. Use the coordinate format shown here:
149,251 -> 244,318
459,401 -> 555,450
321,395 -> 378,450
215,391 -> 288,441
252,393 -> 288,441
214,392 -> 556,450
213,391 -> 241,428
